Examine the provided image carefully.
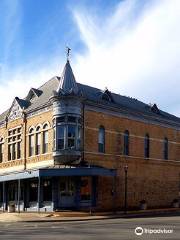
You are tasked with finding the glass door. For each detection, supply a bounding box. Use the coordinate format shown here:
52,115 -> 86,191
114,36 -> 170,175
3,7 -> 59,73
59,177 -> 76,208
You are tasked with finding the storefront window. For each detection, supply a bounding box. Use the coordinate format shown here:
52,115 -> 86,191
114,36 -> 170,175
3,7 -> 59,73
8,183 -> 16,201
43,179 -> 52,201
29,181 -> 38,202
0,184 -> 2,203
60,177 -> 75,197
80,177 -> 91,201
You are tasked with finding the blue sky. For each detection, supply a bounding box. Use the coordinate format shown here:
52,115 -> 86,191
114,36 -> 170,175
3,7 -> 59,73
0,0 -> 120,71
0,0 -> 180,117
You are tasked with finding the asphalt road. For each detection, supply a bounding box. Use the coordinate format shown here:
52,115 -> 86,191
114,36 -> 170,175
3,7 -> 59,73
0,216 -> 179,240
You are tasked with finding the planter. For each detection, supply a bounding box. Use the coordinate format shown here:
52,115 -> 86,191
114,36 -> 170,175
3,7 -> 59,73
140,203 -> 147,210
172,199 -> 179,208
8,204 -> 15,213
172,202 -> 179,208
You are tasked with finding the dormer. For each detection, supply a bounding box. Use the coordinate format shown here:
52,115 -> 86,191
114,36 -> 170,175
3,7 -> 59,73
101,88 -> 114,102
26,88 -> 42,101
150,103 -> 160,114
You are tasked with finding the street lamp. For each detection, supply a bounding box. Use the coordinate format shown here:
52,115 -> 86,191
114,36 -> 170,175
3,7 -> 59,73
124,165 -> 128,214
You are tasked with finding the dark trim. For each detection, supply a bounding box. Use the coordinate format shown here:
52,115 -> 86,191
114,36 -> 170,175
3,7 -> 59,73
0,167 -> 116,182
84,102 -> 180,129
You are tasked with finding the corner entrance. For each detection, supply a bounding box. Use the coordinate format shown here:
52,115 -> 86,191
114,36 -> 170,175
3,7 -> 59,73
59,177 -> 76,208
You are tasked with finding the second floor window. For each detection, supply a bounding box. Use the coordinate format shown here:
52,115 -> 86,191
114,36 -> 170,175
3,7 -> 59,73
17,142 -> 21,159
124,130 -> 129,156
54,115 -> 81,151
8,127 -> 21,161
29,128 -> 35,157
43,124 -> 48,154
36,126 -> 41,155
144,134 -> 150,158
164,137 -> 168,160
57,125 -> 65,150
0,138 -> 4,163
68,125 -> 76,149
98,126 -> 105,153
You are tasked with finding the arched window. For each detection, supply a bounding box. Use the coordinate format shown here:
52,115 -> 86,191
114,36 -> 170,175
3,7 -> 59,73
29,128 -> 35,157
43,124 -> 48,153
0,137 -> 4,163
144,134 -> 150,158
164,137 -> 168,160
124,130 -> 129,156
36,126 -> 41,155
98,126 -> 105,153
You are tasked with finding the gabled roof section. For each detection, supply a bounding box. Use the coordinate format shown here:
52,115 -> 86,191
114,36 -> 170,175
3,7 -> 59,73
7,97 -> 29,121
26,88 -> 42,101
56,60 -> 78,95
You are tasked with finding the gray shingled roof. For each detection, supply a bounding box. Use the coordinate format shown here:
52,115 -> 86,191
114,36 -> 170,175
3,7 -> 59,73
77,83 -> 180,126
26,77 -> 59,112
0,73 -> 180,127
57,60 -> 78,95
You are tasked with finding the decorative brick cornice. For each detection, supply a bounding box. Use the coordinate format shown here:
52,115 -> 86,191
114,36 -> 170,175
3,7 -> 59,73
0,159 -> 24,169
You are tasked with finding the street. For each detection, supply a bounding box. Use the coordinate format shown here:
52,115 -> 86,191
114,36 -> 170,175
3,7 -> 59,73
0,216 -> 180,240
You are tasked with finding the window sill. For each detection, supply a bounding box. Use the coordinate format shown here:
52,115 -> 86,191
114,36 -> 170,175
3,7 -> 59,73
28,152 -> 50,158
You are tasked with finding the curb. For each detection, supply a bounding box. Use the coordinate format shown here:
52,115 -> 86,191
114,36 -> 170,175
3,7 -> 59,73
1,210 -> 180,223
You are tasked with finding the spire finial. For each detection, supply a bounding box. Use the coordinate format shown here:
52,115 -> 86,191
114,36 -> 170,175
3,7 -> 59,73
66,46 -> 71,61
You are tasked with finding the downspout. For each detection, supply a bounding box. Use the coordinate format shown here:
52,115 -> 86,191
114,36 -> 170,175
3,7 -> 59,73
23,111 -> 27,170
82,102 -> 85,164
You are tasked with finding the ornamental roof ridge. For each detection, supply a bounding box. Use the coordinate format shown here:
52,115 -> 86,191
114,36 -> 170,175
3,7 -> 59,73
56,60 -> 78,95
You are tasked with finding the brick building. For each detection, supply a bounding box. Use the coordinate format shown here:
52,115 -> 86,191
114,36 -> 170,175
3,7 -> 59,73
0,57 -> 179,212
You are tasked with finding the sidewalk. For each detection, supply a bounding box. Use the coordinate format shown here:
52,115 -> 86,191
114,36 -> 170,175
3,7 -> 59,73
0,208 -> 180,223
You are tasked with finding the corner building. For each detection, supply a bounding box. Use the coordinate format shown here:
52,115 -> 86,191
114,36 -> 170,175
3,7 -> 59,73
0,58 -> 179,212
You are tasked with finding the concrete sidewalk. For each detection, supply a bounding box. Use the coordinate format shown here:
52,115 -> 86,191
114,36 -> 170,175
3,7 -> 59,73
0,208 -> 180,223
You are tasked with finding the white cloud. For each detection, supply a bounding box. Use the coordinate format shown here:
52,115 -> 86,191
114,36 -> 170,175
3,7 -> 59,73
73,0 -> 180,116
0,59 -> 61,113
0,0 -> 180,118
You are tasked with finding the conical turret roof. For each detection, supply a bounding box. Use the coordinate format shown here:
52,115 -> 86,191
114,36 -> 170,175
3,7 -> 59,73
57,60 -> 78,95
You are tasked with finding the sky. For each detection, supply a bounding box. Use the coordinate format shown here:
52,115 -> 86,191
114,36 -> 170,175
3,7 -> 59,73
0,0 -> 180,117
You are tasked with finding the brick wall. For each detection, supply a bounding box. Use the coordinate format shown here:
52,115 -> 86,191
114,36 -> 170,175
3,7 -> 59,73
0,109 -> 54,173
84,109 -> 180,210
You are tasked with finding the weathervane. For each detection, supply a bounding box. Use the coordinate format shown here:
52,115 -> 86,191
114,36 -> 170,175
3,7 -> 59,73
66,46 -> 71,61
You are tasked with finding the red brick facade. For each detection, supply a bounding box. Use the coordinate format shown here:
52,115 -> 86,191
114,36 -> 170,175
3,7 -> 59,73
84,109 -> 180,210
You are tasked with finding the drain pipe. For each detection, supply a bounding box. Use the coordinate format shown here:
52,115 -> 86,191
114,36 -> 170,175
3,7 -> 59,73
23,110 -> 27,170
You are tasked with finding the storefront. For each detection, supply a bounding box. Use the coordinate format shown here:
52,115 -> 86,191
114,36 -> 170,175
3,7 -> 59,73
0,167 -> 116,212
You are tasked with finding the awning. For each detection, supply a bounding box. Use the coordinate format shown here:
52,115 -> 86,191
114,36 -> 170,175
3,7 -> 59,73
0,167 -> 116,182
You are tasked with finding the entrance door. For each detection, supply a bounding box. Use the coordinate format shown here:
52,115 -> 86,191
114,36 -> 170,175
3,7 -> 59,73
8,182 -> 16,203
59,177 -> 76,208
